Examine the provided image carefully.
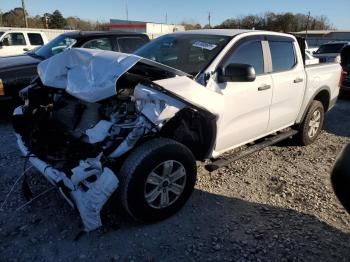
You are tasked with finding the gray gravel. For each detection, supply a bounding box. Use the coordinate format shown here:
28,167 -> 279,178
1,99 -> 350,261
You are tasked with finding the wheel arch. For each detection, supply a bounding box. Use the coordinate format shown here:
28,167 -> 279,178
160,107 -> 217,161
296,86 -> 330,124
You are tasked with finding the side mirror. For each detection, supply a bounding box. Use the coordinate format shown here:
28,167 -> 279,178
218,63 -> 256,83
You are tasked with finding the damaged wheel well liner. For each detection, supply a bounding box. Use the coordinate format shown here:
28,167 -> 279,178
160,107 -> 217,160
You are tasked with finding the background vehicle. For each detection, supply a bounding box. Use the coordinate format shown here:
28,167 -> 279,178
313,41 -> 349,63
13,30 -> 341,231
339,45 -> 350,93
0,31 -> 149,103
0,27 -> 72,57
305,50 -> 319,65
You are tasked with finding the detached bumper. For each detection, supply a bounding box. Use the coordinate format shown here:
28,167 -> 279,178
15,129 -> 119,232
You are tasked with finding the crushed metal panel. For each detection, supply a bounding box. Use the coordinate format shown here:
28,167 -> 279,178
85,120 -> 113,144
71,167 -> 119,231
134,83 -> 185,126
37,48 -> 142,102
153,76 -> 224,115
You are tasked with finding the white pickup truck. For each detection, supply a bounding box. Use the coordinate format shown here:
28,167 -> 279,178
13,29 -> 341,231
0,28 -> 70,57
0,30 -> 48,57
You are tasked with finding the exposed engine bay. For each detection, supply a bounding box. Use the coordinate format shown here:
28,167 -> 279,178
12,48 -> 217,231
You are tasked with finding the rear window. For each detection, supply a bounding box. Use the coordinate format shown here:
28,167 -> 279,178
269,41 -> 296,72
0,32 -> 4,37
28,33 -> 44,45
315,43 -> 346,54
118,37 -> 147,53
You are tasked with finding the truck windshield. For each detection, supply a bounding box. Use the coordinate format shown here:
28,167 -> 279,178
135,34 -> 232,76
33,35 -> 77,59
315,43 -> 347,54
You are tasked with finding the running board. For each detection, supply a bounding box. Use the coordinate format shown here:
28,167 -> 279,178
205,129 -> 298,172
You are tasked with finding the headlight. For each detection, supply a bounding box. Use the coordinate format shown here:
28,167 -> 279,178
0,78 -> 4,96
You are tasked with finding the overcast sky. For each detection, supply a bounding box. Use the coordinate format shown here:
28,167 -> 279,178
1,0 -> 349,29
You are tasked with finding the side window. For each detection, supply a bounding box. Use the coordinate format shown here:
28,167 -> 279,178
81,38 -> 112,51
28,33 -> 44,45
225,41 -> 264,74
118,37 -> 147,53
269,41 -> 296,72
2,33 -> 26,46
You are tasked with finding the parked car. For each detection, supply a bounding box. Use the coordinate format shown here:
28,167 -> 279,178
339,45 -> 350,93
313,41 -> 350,63
305,50 -> 319,65
12,29 -> 341,231
0,27 -> 74,57
0,31 -> 149,103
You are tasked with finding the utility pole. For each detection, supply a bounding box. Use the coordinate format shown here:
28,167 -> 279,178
165,12 -> 167,24
305,11 -> 311,42
21,0 -> 28,28
125,0 -> 129,21
208,11 -> 211,28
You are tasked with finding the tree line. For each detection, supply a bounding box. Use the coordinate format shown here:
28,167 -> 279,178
182,12 -> 333,32
0,7 -> 109,30
0,8 -> 333,32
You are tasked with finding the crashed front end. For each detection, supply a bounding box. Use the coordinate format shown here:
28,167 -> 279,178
12,48 -> 192,231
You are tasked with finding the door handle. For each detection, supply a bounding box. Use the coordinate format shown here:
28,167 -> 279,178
23,48 -> 29,51
293,77 -> 304,83
258,84 -> 271,91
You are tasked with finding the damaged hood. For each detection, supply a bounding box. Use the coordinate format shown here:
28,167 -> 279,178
38,48 -> 142,102
37,48 -> 223,115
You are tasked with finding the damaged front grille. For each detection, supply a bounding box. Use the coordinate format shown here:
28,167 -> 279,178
13,83 -> 141,173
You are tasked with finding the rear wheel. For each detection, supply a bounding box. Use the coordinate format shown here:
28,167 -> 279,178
118,138 -> 197,222
296,100 -> 324,145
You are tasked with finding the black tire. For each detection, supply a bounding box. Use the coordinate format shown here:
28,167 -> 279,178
118,138 -> 197,222
296,100 -> 324,145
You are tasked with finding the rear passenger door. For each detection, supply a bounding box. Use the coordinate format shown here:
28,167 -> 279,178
267,36 -> 305,132
117,37 -> 148,53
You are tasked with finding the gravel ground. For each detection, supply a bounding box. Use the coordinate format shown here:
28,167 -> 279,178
1,99 -> 350,261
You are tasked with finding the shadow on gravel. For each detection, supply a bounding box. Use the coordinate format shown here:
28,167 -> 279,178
324,98 -> 350,138
2,181 -> 349,261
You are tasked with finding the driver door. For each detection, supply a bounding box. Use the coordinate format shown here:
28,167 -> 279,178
215,37 -> 273,153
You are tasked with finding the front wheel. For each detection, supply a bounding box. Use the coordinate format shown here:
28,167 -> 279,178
296,100 -> 324,145
118,138 -> 197,222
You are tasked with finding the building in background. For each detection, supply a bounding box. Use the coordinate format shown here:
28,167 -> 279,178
110,19 -> 185,39
294,30 -> 350,48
